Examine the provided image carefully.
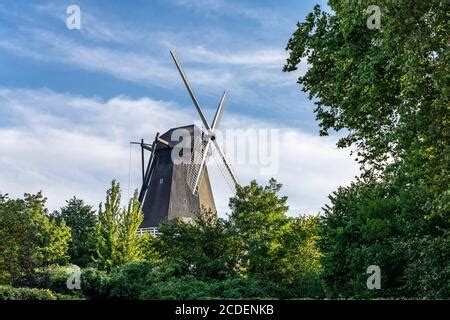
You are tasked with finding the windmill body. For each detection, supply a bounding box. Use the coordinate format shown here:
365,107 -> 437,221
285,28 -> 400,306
135,50 -> 238,233
139,125 -> 216,228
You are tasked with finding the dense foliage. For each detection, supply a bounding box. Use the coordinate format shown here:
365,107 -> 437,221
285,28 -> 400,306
284,0 -> 449,298
0,285 -> 60,300
0,179 -> 323,299
150,179 -> 324,299
0,192 -> 71,286
94,181 -> 146,271
54,198 -> 97,267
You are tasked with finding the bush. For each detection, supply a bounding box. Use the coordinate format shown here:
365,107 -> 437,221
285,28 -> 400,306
108,261 -> 155,299
139,276 -> 215,300
30,265 -> 81,295
66,262 -> 325,300
0,285 -> 57,300
80,268 -> 110,299
276,273 -> 325,299
212,277 -> 272,299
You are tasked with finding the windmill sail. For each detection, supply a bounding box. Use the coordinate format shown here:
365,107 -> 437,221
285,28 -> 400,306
135,50 -> 239,231
186,130 -> 210,195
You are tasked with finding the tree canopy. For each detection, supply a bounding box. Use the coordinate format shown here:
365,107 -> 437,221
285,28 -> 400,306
0,192 -> 71,286
54,197 -> 97,267
284,0 -> 449,298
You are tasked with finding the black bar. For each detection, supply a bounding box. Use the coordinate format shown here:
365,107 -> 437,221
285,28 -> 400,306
1,299 -> 445,319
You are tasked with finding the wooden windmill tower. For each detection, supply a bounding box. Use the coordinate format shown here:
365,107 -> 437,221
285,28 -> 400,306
134,50 -> 238,233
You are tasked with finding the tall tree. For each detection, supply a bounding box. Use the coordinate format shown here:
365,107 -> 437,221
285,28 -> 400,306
94,181 -> 145,271
229,179 -> 322,286
284,0 -> 448,175
54,197 -> 97,267
284,1 -> 449,298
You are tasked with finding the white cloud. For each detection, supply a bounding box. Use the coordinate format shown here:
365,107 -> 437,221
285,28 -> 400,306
0,88 -> 359,217
33,2 -> 142,44
171,0 -> 281,26
182,46 -> 287,67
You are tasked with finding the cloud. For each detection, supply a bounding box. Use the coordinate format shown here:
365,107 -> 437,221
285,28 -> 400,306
171,0 -> 281,26
0,0 -> 310,119
180,46 -> 288,68
0,88 -> 359,216
0,24 -> 306,115
32,2 -> 142,44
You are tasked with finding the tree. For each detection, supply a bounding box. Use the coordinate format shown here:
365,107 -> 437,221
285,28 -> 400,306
228,179 -> 289,278
94,180 -> 145,271
0,192 -> 71,285
319,176 -> 449,298
154,210 -> 239,280
150,179 -> 324,297
284,1 -> 448,174
284,1 -> 449,298
229,179 -> 322,291
54,197 -> 97,267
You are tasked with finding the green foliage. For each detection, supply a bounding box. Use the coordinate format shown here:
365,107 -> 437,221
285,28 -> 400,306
139,276 -> 214,300
284,0 -> 449,172
80,267 -> 110,299
0,192 -> 71,285
0,284 -> 81,300
229,179 -> 322,285
30,265 -> 82,296
154,210 -> 239,280
285,0 -> 449,299
74,179 -> 324,300
81,265 -> 324,300
0,285 -> 57,300
146,179 -> 324,298
94,181 -> 145,271
319,177 -> 449,299
54,198 -> 97,267
108,261 -> 155,299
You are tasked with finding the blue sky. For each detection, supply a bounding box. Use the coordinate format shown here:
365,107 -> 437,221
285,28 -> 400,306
0,0 -> 357,217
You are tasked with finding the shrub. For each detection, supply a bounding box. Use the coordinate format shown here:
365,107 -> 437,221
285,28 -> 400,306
212,277 -> 271,299
0,285 -> 57,300
80,268 -> 110,299
108,261 -> 155,299
139,276 -> 215,300
30,265 -> 81,295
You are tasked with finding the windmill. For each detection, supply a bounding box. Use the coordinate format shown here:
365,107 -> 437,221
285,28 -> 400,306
133,50 -> 239,234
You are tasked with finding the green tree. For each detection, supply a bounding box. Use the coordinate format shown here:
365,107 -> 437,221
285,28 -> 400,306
229,179 -> 322,289
0,192 -> 71,285
54,197 -> 97,267
94,180 -> 145,271
284,1 -> 449,298
284,1 -> 448,174
154,210 -> 239,280
319,176 -> 449,298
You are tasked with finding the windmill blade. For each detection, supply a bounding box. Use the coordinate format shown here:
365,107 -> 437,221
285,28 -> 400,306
191,138 -> 213,195
186,131 -> 213,195
211,139 -> 239,187
170,50 -> 211,130
211,90 -> 227,131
